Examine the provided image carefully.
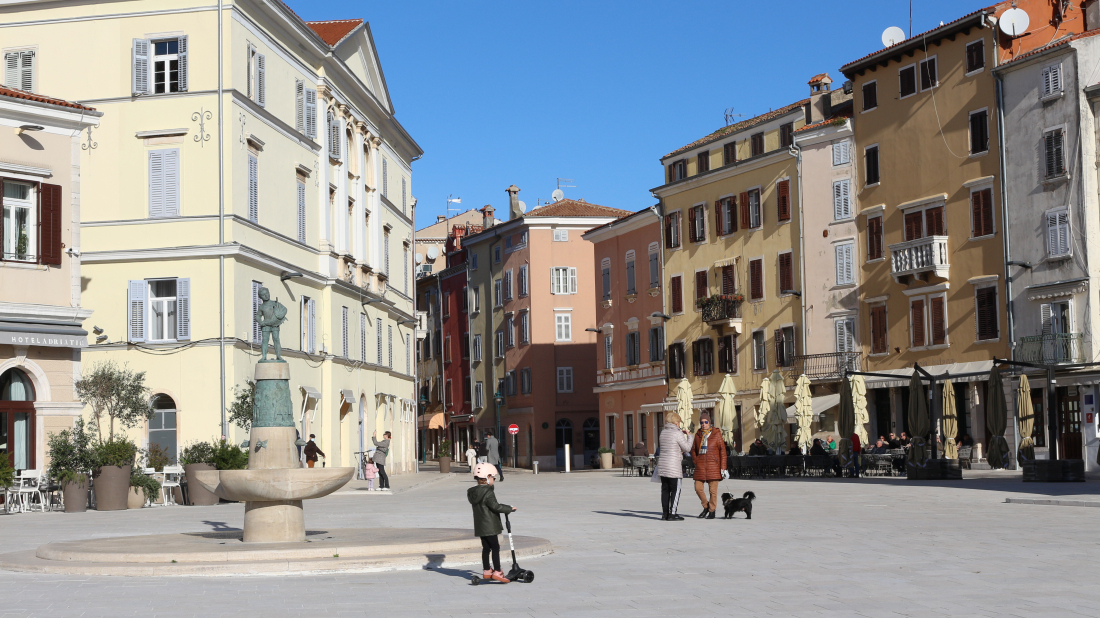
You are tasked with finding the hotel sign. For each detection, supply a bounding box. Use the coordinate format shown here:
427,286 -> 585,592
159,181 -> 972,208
0,331 -> 87,348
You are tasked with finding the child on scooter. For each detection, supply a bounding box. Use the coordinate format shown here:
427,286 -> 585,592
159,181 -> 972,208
467,462 -> 516,583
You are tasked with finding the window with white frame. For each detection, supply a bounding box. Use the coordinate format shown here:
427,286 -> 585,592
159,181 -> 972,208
341,307 -> 349,357
506,314 -> 515,348
555,313 -> 572,341
966,39 -> 985,73
296,176 -> 307,242
495,330 -> 505,358
472,334 -> 482,361
835,317 -> 856,353
649,247 -> 660,288
748,189 -> 762,229
139,279 -> 191,343
625,250 -> 636,295
835,242 -> 854,285
556,367 -> 574,393
248,152 -> 259,222
1041,63 -> 1063,98
664,211 -> 681,248
1,181 -> 36,261
832,179 -> 851,219
504,269 -> 513,300
832,140 -> 850,166
553,229 -> 568,242
1046,209 -> 1071,258
519,265 -> 529,296
1044,128 -> 1066,178
520,368 -> 531,394
4,49 -> 35,92
494,279 -> 502,307
899,63 -> 917,98
472,286 -> 481,313
155,39 -> 185,94
775,326 -> 796,368
919,56 -> 937,91
969,109 -> 989,155
360,313 -> 367,362
474,381 -> 484,408
752,330 -> 766,370
520,312 -> 529,343
245,44 -> 265,104
299,296 -> 316,353
604,335 -> 613,369
551,267 -> 578,294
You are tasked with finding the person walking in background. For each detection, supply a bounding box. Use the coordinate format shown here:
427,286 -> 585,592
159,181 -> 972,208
656,412 -> 692,521
849,431 -> 862,478
304,434 -> 324,468
484,430 -> 503,481
465,443 -> 478,472
372,431 -> 391,490
690,414 -> 728,519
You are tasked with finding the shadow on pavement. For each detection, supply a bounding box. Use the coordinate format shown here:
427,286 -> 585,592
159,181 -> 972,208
592,510 -> 664,520
733,474 -> 1099,497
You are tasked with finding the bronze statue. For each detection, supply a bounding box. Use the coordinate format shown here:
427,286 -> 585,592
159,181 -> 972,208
254,287 -> 287,361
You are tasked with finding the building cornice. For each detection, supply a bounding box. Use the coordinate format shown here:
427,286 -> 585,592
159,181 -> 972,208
653,148 -> 796,198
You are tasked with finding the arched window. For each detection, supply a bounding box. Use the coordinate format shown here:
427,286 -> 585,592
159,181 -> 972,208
1,368 -> 35,470
148,394 -> 177,464
555,418 -> 573,449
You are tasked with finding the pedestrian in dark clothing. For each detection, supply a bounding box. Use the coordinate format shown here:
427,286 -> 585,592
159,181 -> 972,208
468,462 -> 516,583
304,434 -> 324,468
484,430 -> 503,481
372,431 -> 391,489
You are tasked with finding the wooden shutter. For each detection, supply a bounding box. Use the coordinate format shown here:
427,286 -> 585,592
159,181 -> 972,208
127,280 -> 147,343
925,207 -> 945,236
911,299 -> 926,347
976,287 -> 998,340
1046,131 -> 1065,177
739,192 -> 750,229
692,341 -> 701,375
664,214 -> 673,247
967,40 -> 984,72
904,211 -> 923,241
774,329 -> 784,366
930,296 -> 945,345
729,197 -> 738,232
38,183 -> 62,266
722,265 -> 735,294
871,304 -> 887,354
695,270 -> 708,300
671,276 -> 683,313
900,66 -> 916,96
862,81 -> 877,110
177,36 -> 189,91
687,207 -> 697,242
749,259 -> 763,300
305,89 -> 318,139
714,201 -> 723,238
972,189 -> 993,237
176,277 -> 191,340
777,180 -> 790,221
868,216 -> 883,260
132,39 -> 150,94
779,252 -> 792,292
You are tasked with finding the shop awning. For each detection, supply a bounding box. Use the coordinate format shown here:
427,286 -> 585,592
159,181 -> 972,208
785,393 -> 839,423
640,397 -> 719,412
427,412 -> 445,429
0,319 -> 87,348
300,386 -> 321,401
860,361 -> 994,389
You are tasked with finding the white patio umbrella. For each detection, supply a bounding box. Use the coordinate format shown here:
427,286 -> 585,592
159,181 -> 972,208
716,374 -> 738,448
674,378 -> 693,431
763,370 -> 788,453
794,374 -> 813,452
851,374 -> 869,445
756,374 -> 773,429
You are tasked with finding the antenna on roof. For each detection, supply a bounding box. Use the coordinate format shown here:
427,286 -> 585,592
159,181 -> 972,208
724,107 -> 744,126
554,178 -> 575,202
446,194 -> 461,219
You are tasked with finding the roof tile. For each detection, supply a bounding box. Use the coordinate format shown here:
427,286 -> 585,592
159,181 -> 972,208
306,19 -> 363,47
664,99 -> 809,159
522,199 -> 632,219
0,85 -> 96,111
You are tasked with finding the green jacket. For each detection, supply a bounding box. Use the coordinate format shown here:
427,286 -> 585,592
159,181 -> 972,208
467,484 -> 512,537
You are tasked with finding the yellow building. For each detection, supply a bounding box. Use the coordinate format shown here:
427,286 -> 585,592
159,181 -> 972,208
0,0 -> 422,473
654,98 -> 808,451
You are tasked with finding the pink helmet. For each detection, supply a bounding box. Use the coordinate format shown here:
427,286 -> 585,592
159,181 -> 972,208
473,462 -> 497,479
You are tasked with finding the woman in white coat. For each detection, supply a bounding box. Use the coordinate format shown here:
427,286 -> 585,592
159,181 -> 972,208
657,412 -> 693,521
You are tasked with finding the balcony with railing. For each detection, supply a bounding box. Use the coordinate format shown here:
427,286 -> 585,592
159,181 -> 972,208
699,294 -> 743,332
788,352 -> 861,381
1016,333 -> 1086,364
888,235 -> 949,281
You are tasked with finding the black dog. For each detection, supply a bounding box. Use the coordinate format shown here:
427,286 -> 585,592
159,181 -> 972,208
721,491 -> 756,519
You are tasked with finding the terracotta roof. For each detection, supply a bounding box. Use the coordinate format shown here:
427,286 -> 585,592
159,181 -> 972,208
664,98 -> 809,160
808,73 -> 831,84
583,206 -> 659,236
795,111 -> 853,133
997,28 -> 1100,68
306,19 -> 363,47
840,8 -> 987,75
522,199 -> 632,219
0,85 -> 96,112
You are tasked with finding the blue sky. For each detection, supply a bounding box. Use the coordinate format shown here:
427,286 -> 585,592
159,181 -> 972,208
289,0 -> 979,229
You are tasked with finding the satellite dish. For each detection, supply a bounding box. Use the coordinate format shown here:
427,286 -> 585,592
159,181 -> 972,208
426,247 -> 439,260
551,189 -> 564,202
414,253 -> 423,265
882,26 -> 905,47
999,8 -> 1030,37
518,201 -> 527,213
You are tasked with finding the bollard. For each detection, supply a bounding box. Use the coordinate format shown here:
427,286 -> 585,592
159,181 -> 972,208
533,461 -> 539,474
564,444 -> 571,473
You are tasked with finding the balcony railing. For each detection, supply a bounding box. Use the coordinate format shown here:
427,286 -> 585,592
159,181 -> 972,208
788,352 -> 862,381
700,294 -> 743,325
1016,333 -> 1086,365
888,235 -> 949,280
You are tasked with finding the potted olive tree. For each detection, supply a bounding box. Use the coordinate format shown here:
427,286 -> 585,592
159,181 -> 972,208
179,441 -> 217,505
0,457 -> 14,507
74,361 -> 153,511
46,420 -> 94,512
438,440 -> 453,474
598,447 -> 615,470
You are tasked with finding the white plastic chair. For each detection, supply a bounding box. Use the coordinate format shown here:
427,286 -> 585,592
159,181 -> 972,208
13,469 -> 44,513
161,466 -> 182,505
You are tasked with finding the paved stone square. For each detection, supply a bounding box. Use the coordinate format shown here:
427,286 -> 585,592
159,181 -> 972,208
1,470 -> 1098,617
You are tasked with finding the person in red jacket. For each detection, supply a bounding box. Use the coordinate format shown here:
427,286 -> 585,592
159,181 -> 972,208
849,432 -> 862,478
691,414 -> 728,519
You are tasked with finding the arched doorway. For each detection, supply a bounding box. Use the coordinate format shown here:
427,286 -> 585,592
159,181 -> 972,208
148,394 -> 178,464
555,419 -> 573,468
0,368 -> 36,470
582,418 -> 599,468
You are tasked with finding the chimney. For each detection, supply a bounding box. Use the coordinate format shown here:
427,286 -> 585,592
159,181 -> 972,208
481,204 -> 496,230
436,215 -> 446,223
506,185 -> 522,219
807,73 -> 833,124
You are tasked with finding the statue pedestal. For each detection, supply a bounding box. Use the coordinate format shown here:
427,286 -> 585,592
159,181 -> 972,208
244,500 -> 305,543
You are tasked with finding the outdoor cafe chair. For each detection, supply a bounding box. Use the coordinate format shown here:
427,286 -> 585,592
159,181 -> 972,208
621,455 -> 634,477
11,469 -> 45,513
957,446 -> 973,470
161,466 -> 183,505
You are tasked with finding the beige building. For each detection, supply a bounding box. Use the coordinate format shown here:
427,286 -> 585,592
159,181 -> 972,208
0,1 -> 422,473
0,85 -> 100,471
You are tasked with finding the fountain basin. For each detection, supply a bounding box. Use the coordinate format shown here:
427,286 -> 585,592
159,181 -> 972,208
194,467 -> 354,502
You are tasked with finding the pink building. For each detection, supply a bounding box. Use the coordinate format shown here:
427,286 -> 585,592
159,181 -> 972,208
583,208 -> 667,463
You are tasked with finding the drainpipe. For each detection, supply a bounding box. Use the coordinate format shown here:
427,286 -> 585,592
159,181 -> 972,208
788,142 -> 808,362
218,0 -> 227,438
411,207 -> 418,473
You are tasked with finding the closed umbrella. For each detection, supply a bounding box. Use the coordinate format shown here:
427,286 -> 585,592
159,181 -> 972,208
851,375 -> 869,446
756,374 -> 772,429
906,371 -> 930,469
763,370 -> 788,453
716,374 -> 738,448
1017,376 -> 1034,465
942,379 -> 958,460
985,368 -> 1011,469
794,375 -> 813,452
836,373 -> 855,469
675,378 -> 693,432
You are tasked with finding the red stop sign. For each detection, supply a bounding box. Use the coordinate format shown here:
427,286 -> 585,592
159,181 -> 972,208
508,424 -> 519,435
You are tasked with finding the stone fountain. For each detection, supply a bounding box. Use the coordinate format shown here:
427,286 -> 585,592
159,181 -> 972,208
194,287 -> 353,542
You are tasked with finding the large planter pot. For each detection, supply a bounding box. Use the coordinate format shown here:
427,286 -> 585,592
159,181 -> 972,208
127,487 -> 145,509
93,465 -> 132,511
184,463 -> 218,505
600,452 -> 614,469
62,476 -> 89,513
439,456 -> 451,474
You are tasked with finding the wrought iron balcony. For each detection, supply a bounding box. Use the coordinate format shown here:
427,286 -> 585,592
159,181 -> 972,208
788,352 -> 861,381
699,295 -> 743,332
1016,333 -> 1086,365
888,235 -> 949,281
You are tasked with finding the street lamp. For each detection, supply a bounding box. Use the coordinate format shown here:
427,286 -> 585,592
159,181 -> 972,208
493,389 -> 504,407
650,312 -> 671,321
584,327 -> 600,333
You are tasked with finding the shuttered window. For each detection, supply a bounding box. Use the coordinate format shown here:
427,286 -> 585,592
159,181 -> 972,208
752,331 -> 766,370
748,189 -> 761,228
779,123 -> 794,149
1044,129 -> 1065,178
750,133 -> 764,156
3,50 -> 34,92
919,57 -> 937,90
692,338 -> 713,376
717,334 -> 736,374
834,243 -> 853,285
717,196 -> 736,235
247,153 -> 259,222
295,80 -> 305,132
626,258 -> 636,294
867,215 -> 884,260
148,149 -> 180,218
739,192 -> 750,230
376,319 -> 383,363
966,40 -> 985,73
38,183 -> 62,266
341,307 -> 349,357
862,81 -> 877,111
664,212 -> 681,248
519,265 -> 529,296
721,265 -> 735,294
129,278 -> 190,343
688,205 -> 705,242
697,152 -> 710,173
865,145 -> 880,185
925,206 -> 945,236
749,259 -> 763,300
1041,63 -> 1062,97
649,327 -> 664,362
255,53 -> 266,106
328,111 -> 342,160
604,335 -> 613,369
668,343 -> 685,379
626,332 -> 641,366
723,142 -> 736,165
695,270 -> 708,303
551,267 -> 577,294
930,296 -> 946,346
649,252 -> 660,288
776,180 -> 791,222
832,140 -> 850,165
910,299 -> 926,347
899,65 -> 917,97
833,179 -> 851,219
670,275 -> 683,313
1046,210 -> 1070,257
971,188 -> 994,237
904,211 -> 924,241
870,304 -> 887,354
304,89 -> 318,139
360,313 -> 367,362
297,178 -> 307,242
127,280 -> 148,343
252,281 -> 263,343
835,318 -> 855,353
778,252 -> 793,292
975,286 -> 999,341
969,110 -> 989,154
